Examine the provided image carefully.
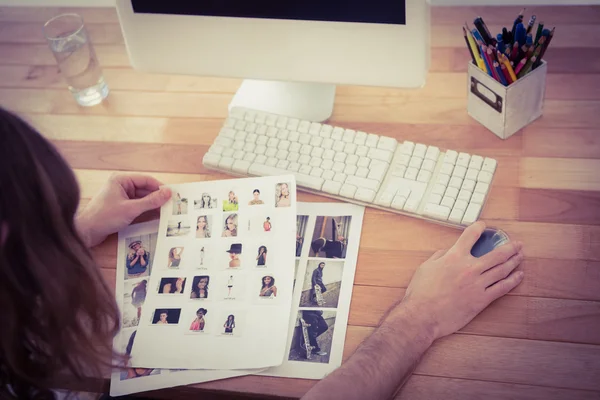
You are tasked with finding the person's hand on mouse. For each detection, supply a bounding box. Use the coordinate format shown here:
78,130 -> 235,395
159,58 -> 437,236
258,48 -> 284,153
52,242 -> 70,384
401,221 -> 524,341
77,174 -> 172,247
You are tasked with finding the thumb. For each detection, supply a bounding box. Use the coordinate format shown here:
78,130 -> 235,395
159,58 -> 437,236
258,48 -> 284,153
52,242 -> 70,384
130,187 -> 172,214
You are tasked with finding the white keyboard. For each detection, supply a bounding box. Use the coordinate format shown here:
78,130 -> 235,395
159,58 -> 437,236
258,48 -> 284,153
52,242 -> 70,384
203,108 -> 497,227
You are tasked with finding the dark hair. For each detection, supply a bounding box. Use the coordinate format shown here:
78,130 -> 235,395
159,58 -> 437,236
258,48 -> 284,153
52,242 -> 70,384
262,276 -> 275,288
159,278 -> 176,294
0,108 -> 121,397
191,275 -> 210,299
258,245 -> 267,255
227,314 -> 235,322
196,308 -> 207,315
125,330 -> 137,356
319,262 -> 326,268
253,189 -> 260,194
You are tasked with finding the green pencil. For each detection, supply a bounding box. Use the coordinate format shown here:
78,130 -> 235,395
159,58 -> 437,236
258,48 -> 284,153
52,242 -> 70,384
534,21 -> 545,45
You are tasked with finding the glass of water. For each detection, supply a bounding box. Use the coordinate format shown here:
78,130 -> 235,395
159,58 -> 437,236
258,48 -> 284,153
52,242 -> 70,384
43,13 -> 109,107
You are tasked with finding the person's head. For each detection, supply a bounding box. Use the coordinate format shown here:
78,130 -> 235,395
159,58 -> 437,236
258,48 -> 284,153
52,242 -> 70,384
0,107 -> 121,395
227,314 -> 235,323
196,308 -> 207,318
161,281 -> 172,293
253,189 -> 260,200
225,214 -> 238,232
159,311 -> 168,322
228,191 -> 236,203
130,241 -> 141,251
319,262 -> 326,269
201,193 -> 211,207
280,183 -> 289,196
197,276 -> 209,290
197,215 -> 208,230
262,276 -> 275,288
138,280 -> 147,288
266,217 -> 270,221
258,245 -> 267,255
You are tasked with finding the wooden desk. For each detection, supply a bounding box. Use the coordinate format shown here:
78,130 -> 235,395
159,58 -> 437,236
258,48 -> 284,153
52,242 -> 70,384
1,5 -> 600,399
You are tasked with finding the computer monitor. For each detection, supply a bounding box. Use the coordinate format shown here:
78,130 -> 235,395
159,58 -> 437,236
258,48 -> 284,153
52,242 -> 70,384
116,0 -> 430,121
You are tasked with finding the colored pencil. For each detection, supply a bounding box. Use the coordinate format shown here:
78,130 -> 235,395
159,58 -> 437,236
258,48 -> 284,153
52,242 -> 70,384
514,57 -> 527,75
534,21 -> 545,45
494,62 -> 507,85
463,26 -> 476,64
500,63 -> 513,84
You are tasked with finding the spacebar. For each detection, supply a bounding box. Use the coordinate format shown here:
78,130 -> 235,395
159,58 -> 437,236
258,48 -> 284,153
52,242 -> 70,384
248,163 -> 324,190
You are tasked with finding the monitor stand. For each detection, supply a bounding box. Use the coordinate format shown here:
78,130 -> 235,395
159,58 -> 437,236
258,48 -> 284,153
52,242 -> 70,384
228,79 -> 336,122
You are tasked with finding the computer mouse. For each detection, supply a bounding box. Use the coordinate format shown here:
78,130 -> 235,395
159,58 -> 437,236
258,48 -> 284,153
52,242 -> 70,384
471,228 -> 510,258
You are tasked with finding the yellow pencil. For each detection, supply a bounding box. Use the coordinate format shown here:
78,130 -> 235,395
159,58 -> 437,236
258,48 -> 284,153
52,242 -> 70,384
465,25 -> 486,72
500,53 -> 518,82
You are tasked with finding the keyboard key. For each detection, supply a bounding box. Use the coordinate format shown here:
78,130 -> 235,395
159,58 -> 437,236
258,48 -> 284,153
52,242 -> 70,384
267,138 -> 279,148
344,165 -> 357,176
312,147 -> 324,158
457,189 -> 472,202
405,167 -> 419,180
276,115 -> 288,129
323,170 -> 335,180
287,118 -> 300,131
428,193 -> 442,205
321,159 -> 334,170
288,131 -> 300,142
356,167 -> 369,178
266,157 -> 278,167
425,146 -> 440,161
417,170 -> 432,183
367,164 -> 387,182
249,163 -> 324,190
245,122 -> 257,133
344,143 -> 357,155
437,174 -> 450,186
244,111 -> 256,122
233,141 -> 245,150
343,129 -> 356,143
398,154 -> 411,166
470,192 -> 485,204
357,157 -> 371,168
391,195 -> 407,210
346,154 -> 359,166
409,156 -> 423,169
368,148 -> 393,163
299,165 -> 312,175
444,150 -> 458,165
309,122 -> 322,135
404,190 -> 425,213
276,160 -> 289,169
320,124 -> 333,137
441,196 -> 455,209
232,160 -> 251,173
449,208 -> 465,223
366,134 -> 379,148
333,141 -> 345,152
413,144 -> 427,158
449,176 -> 463,189
203,153 -> 221,168
482,158 -> 497,173
462,203 -> 482,224
421,159 -> 436,172
243,153 -> 256,162
469,155 -> 484,170
233,150 -> 245,159
215,137 -> 234,147
209,144 -> 225,155
440,163 -> 454,176
311,167 -> 324,178
310,136 -> 323,147
400,141 -> 415,155
287,152 -> 300,162
356,145 -> 369,157
234,120 -> 247,131
309,157 -> 322,167
299,134 -> 311,145
453,199 -> 468,211
346,175 -> 379,191
474,182 -> 490,195
333,153 -> 347,163
298,154 -> 311,164
452,165 -> 467,179
230,109 -> 245,119
477,171 -> 493,184
334,173 -> 347,183
222,148 -> 235,157
256,125 -> 268,135
323,149 -> 335,160
432,184 -> 446,196
465,168 -> 479,181
424,203 -> 451,220
277,150 -> 289,160
255,154 -> 267,164
375,191 -> 396,207
445,186 -> 459,199
246,133 -> 258,143
322,138 -> 334,150
265,115 -> 278,127
300,144 -> 312,155
355,188 -> 376,202
462,179 -> 476,192
298,120 -> 311,133
456,153 -> 470,168
339,184 -> 358,199
278,140 -> 291,151
333,162 -> 345,173
256,136 -> 268,146
266,126 -> 278,137
377,136 -> 397,151
224,117 -> 237,128
392,165 -> 407,177
219,157 -> 235,170
354,131 -> 367,146
323,180 -> 342,195
332,127 -> 345,140
220,127 -> 236,139
265,148 -> 277,158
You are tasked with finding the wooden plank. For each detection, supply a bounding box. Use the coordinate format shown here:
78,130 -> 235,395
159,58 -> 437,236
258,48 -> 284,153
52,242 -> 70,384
431,6 -> 600,25
0,44 -> 130,67
520,158 -> 600,192
522,127 -> 600,159
0,22 -> 123,44
398,375 -> 600,400
0,7 -> 120,23
519,189 -> 600,225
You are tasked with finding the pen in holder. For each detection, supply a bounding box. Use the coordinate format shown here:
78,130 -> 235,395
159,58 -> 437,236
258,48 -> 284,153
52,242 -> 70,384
467,60 -> 547,140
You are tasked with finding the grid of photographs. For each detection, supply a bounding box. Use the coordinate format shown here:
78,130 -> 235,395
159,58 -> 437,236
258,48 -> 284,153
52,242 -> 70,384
289,215 -> 352,365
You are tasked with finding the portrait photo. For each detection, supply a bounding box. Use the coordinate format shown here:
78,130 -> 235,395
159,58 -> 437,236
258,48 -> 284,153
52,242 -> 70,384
256,245 -> 268,267
222,213 -> 238,237
248,188 -> 265,205
190,275 -> 210,299
166,219 -> 191,237
309,216 -> 352,259
172,192 -> 188,215
122,279 -> 147,328
188,307 -> 209,333
119,329 -> 161,380
288,311 -> 336,364
275,182 -> 291,208
194,192 -> 217,210
296,215 -> 309,257
124,233 -> 157,280
167,246 -> 184,268
219,271 -> 246,300
217,310 -> 244,337
157,277 -> 186,294
249,213 -> 274,235
225,243 -> 243,268
195,215 -> 212,239
299,260 -> 344,308
223,190 -> 239,212
258,275 -> 278,299
151,308 -> 181,325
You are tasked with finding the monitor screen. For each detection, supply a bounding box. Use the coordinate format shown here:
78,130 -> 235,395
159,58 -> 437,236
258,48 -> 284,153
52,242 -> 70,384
131,1 -> 406,25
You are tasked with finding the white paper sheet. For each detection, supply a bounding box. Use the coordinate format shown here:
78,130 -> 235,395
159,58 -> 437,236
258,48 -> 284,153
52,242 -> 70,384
131,175 -> 297,370
262,202 -> 365,379
110,220 -> 261,397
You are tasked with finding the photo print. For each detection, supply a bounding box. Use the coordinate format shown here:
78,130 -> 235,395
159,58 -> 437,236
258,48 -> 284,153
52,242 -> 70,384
288,310 -> 336,364
166,219 -> 191,237
299,260 -> 343,308
190,275 -> 210,299
222,213 -> 239,237
223,190 -> 239,212
167,246 -> 184,268
151,308 -> 182,325
172,192 -> 188,215
195,215 -> 213,239
309,216 -> 352,259
188,307 -> 209,333
248,188 -> 265,205
124,233 -> 157,280
218,310 -> 244,337
275,182 -> 291,208
296,215 -> 309,257
157,277 -> 186,294
198,245 -> 208,269
194,192 -> 218,210
119,329 -> 160,381
256,245 -> 268,267
258,275 -> 278,299
220,271 -> 246,301
224,243 -> 243,269
122,279 -> 148,328
293,260 -> 300,290
248,213 -> 274,235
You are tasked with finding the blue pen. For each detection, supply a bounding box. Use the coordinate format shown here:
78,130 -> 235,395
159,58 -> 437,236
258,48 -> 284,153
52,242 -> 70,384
496,34 -> 505,53
495,62 -> 507,85
471,28 -> 484,43
515,23 -> 526,47
480,45 -> 493,76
